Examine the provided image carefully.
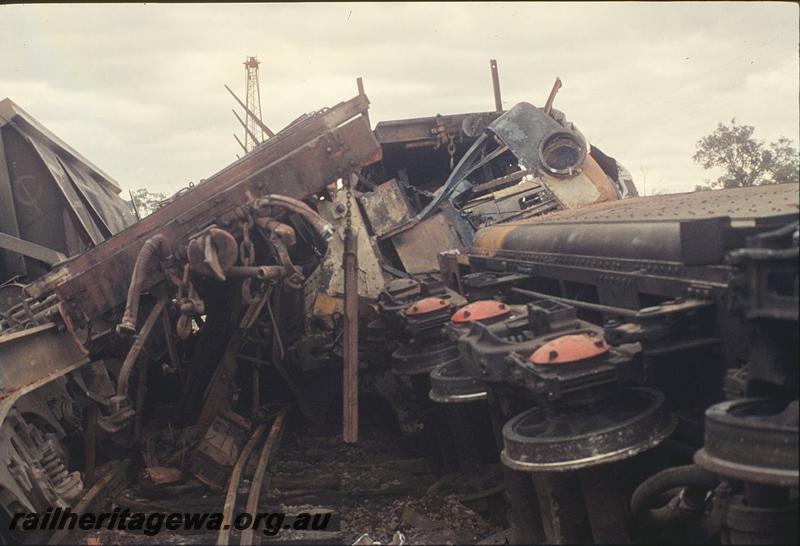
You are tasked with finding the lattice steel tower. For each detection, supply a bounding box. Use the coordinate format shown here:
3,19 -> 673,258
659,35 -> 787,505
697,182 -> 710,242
243,56 -> 266,152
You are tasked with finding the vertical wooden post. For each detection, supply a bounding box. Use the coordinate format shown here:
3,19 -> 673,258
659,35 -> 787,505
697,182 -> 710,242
342,179 -> 359,443
490,59 -> 503,112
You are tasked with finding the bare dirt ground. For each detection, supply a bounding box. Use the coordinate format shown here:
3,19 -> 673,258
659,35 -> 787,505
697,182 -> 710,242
76,423 -> 508,545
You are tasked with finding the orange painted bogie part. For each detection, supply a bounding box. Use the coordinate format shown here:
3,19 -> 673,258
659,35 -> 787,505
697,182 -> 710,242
529,333 -> 609,365
407,297 -> 450,316
451,300 -> 511,324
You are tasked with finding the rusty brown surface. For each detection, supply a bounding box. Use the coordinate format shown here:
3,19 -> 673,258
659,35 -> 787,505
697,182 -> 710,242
24,95 -> 380,322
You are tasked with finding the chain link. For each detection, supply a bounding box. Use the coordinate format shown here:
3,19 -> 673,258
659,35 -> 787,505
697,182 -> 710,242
344,174 -> 353,233
240,220 -> 255,266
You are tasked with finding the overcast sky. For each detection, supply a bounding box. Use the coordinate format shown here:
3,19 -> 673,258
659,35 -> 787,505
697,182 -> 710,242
1,2 -> 797,196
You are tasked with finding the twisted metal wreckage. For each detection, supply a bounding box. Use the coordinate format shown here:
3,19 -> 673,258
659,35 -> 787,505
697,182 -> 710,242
0,82 -> 797,545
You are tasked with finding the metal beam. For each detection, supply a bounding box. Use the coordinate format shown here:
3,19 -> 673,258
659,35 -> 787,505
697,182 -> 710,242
225,84 -> 275,138
0,232 -> 66,266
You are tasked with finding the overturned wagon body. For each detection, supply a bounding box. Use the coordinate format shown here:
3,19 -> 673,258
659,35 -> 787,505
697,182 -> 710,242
0,98 -> 134,288
376,182 -> 798,543
0,94 -> 381,531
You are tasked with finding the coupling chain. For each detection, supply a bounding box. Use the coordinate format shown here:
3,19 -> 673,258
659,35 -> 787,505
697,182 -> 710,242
344,174 -> 353,233
240,220 -> 255,266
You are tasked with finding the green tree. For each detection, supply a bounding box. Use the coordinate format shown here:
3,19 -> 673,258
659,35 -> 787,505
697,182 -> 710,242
130,188 -> 168,218
693,119 -> 799,188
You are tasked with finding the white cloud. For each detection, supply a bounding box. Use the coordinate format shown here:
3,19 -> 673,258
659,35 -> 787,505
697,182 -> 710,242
1,1 -> 797,195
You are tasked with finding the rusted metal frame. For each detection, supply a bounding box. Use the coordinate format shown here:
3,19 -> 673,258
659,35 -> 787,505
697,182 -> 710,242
115,297 -> 168,401
490,59 -> 502,112
217,424 -> 267,546
30,116 -> 380,322
24,94 -> 374,300
225,84 -> 276,138
232,108 -> 261,145
0,232 -> 67,266
47,459 -> 132,545
240,409 -> 287,546
0,323 -> 89,428
342,220 -> 359,443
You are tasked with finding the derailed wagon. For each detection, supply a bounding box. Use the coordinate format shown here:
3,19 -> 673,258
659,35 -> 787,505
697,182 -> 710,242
0,83 -> 796,545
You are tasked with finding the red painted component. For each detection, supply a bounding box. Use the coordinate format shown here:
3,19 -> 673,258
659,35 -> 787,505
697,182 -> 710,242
451,300 -> 511,323
529,333 -> 609,365
407,297 -> 450,316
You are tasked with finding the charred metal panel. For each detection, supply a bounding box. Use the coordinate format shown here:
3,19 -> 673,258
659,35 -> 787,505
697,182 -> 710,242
0,98 -> 135,283
392,207 -> 467,274
317,185 -> 386,300
489,102 -> 586,178
358,179 -> 415,237
0,323 -> 89,426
